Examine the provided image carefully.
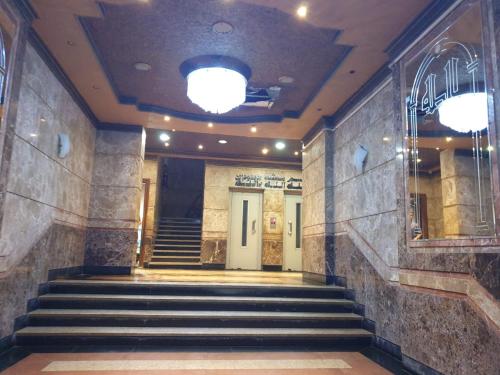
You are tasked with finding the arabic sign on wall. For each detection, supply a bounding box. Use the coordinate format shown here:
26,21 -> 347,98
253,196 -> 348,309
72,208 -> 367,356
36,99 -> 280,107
234,173 -> 302,190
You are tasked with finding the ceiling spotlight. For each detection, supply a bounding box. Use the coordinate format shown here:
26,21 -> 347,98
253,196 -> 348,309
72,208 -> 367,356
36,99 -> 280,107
445,137 -> 453,142
134,62 -> 152,71
262,148 -> 269,155
436,147 -> 440,151
487,145 -> 494,152
164,142 -> 170,147
159,133 -> 170,142
218,139 -> 228,144
250,126 -> 257,133
164,116 -> 171,122
208,122 -> 214,128
172,129 -> 176,132
198,144 -> 204,150
417,158 -> 422,163
382,137 -> 390,142
297,5 -> 308,18
294,151 -> 299,156
40,117 -> 46,123
275,141 -> 286,150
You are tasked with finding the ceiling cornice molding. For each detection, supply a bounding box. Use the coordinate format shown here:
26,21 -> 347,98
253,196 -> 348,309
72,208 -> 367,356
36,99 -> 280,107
146,150 -> 301,169
97,122 -> 144,133
385,0 -> 459,61
27,28 -> 100,128
301,65 -> 392,146
10,0 -> 38,23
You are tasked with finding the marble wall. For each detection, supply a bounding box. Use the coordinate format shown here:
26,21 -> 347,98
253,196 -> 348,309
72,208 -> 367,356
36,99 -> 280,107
202,162 -> 301,268
303,71 -> 500,373
0,42 -> 95,339
142,157 -> 160,263
85,128 -> 145,270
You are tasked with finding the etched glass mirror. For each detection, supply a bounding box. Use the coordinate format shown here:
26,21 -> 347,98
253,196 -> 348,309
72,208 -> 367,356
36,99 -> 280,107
403,2 -> 495,240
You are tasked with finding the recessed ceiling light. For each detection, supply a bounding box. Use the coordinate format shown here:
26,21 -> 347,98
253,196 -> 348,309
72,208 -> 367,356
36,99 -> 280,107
92,84 -> 100,90
294,151 -> 299,156
218,139 -> 228,144
208,122 -> 214,128
164,142 -> 170,147
417,158 -> 422,163
66,40 -> 75,47
134,62 -> 152,71
262,148 -> 269,155
487,145 -> 494,152
40,117 -> 46,123
164,116 -> 171,122
159,133 -> 170,142
198,144 -> 204,150
382,137 -> 390,142
436,147 -> 440,151
212,21 -> 234,34
275,141 -> 286,150
172,129 -> 176,132
29,133 -> 38,137
278,76 -> 295,84
250,126 -> 257,133
445,137 -> 453,142
297,5 -> 308,18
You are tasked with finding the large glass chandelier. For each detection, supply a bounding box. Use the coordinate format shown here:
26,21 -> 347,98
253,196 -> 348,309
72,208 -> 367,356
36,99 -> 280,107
438,92 -> 488,133
187,67 -> 247,114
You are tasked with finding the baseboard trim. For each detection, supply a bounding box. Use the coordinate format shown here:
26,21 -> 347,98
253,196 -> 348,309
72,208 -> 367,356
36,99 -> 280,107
83,266 -> 131,275
262,265 -> 282,272
302,271 -> 335,285
201,263 -> 225,270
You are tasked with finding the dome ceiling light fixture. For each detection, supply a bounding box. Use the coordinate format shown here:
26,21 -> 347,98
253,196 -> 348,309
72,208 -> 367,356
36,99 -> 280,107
438,92 -> 488,133
180,55 -> 252,115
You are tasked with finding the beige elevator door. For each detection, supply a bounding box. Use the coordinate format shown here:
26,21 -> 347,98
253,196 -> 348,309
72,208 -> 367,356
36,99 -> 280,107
283,194 -> 302,271
228,191 -> 262,270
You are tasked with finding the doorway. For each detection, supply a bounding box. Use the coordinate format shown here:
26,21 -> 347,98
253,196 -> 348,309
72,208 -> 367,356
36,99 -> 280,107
160,158 -> 204,219
228,191 -> 263,270
283,193 -> 302,271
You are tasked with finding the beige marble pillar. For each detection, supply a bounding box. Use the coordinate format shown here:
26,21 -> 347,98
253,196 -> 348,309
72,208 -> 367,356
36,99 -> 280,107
84,128 -> 145,273
302,130 -> 335,284
142,157 -> 160,264
440,149 -> 486,237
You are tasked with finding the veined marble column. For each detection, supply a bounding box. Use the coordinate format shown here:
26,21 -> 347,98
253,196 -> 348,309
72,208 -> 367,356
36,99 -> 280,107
440,148 -> 491,237
84,128 -> 145,274
302,129 -> 335,284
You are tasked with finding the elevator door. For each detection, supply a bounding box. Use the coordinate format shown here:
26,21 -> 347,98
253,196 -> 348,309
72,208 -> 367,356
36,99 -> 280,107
228,191 -> 262,270
283,194 -> 302,271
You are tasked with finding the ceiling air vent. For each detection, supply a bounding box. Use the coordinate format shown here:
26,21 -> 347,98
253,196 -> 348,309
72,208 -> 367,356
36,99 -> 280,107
242,86 -> 281,109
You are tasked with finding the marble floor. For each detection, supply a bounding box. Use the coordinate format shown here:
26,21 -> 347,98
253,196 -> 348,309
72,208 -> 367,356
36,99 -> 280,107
80,268 -> 307,286
0,351 -> 391,374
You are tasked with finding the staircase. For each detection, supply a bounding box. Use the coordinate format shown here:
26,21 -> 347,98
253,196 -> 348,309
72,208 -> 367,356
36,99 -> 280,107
148,217 -> 202,269
14,279 -> 373,348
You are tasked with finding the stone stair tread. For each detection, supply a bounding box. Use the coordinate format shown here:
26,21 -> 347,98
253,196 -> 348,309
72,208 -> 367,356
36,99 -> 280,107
148,262 -> 203,266
16,326 -> 372,337
39,294 -> 354,304
151,256 -> 200,259
29,309 -> 363,320
50,279 -> 346,291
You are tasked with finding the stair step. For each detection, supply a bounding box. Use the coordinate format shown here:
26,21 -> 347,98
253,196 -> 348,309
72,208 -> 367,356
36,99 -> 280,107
152,251 -> 201,257
48,280 -> 347,298
38,293 -> 354,312
155,244 -> 201,248
148,262 -> 203,270
28,309 -> 363,328
15,326 -> 372,347
150,256 -> 200,263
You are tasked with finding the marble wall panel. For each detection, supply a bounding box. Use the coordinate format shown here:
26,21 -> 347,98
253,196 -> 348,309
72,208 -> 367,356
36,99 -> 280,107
85,228 -> 136,267
203,186 -> 229,210
95,129 -> 144,157
201,239 -> 226,264
202,208 -> 228,234
262,240 -> 282,265
89,186 -> 141,222
0,222 -> 85,339
302,235 -> 326,275
92,154 -> 143,188
303,131 -> 325,168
